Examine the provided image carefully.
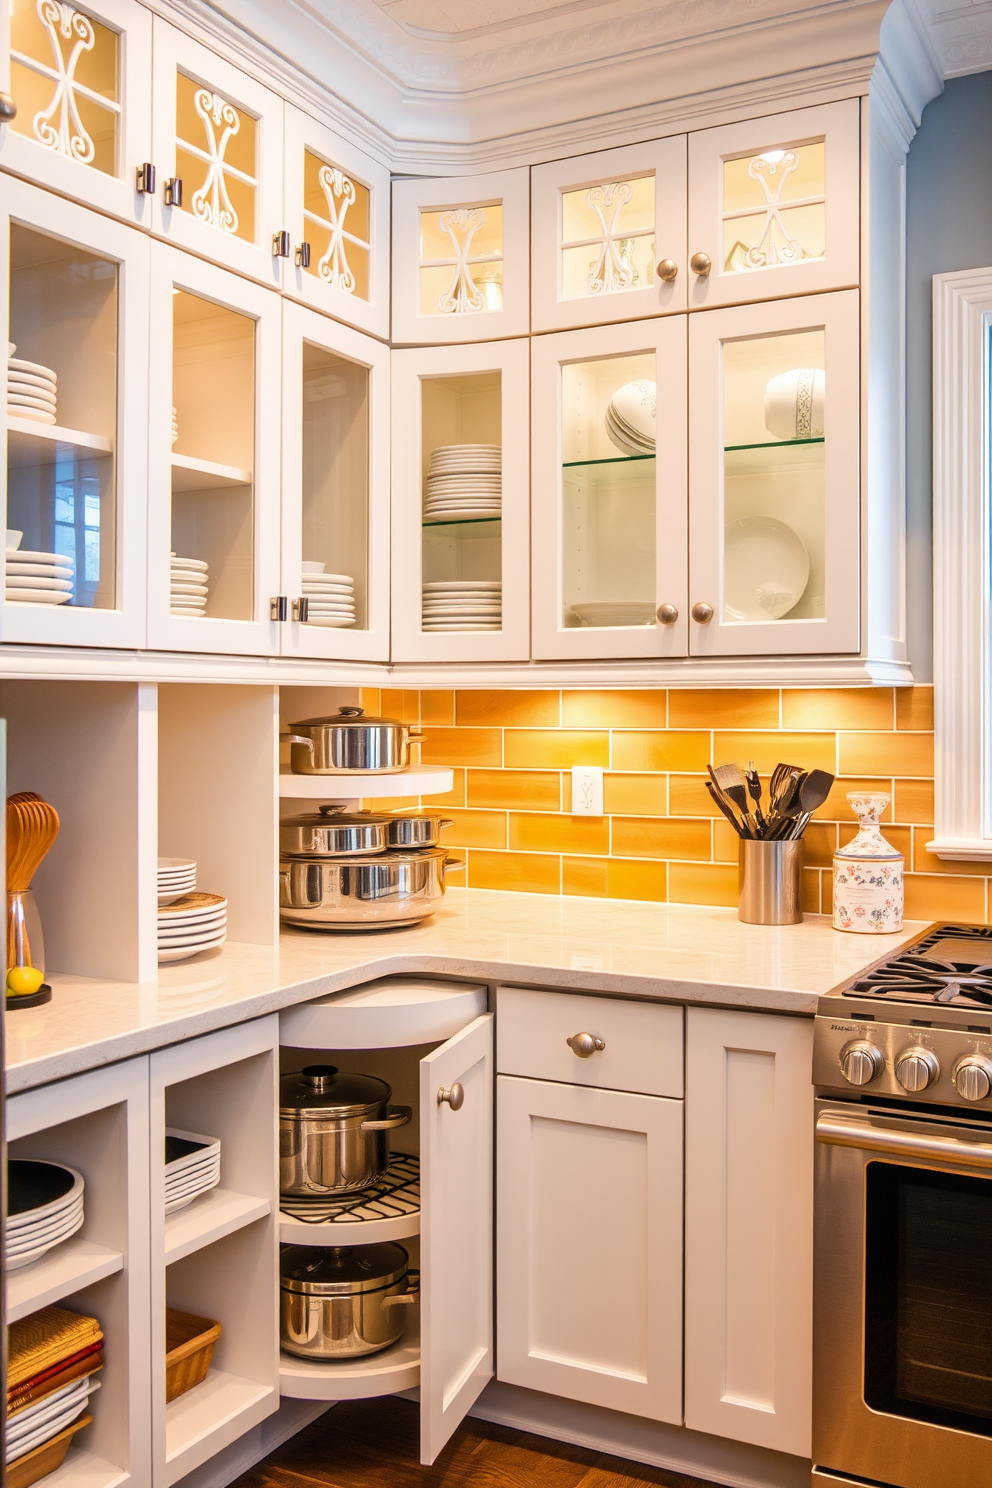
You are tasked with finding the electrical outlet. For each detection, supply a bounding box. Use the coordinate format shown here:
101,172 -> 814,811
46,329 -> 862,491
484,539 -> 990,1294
571,765 -> 604,817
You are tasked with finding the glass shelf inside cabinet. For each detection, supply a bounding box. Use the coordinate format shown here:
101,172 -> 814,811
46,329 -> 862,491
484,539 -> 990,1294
722,331 -> 825,623
561,353 -> 657,629
299,343 -> 369,630
421,371 -> 502,633
170,290 -> 255,621
6,225 -> 118,611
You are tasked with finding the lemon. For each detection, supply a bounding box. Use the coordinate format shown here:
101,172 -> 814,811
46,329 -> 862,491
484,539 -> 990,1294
7,966 -> 44,996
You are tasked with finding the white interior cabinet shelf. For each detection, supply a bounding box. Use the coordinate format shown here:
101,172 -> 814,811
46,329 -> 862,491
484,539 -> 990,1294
7,421 -> 115,462
169,455 -> 253,493
164,1188 -> 272,1265
278,765 -> 453,799
279,1319 -> 422,1401
163,1372 -> 275,1482
6,1238 -> 125,1325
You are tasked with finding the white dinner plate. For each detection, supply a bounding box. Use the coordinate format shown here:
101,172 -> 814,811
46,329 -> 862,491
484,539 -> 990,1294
6,406 -> 56,424
6,564 -> 74,580
157,927 -> 228,949
158,933 -> 227,962
165,1153 -> 221,1184
159,858 -> 196,872
423,580 -> 501,591
171,583 -> 209,596
159,892 -> 224,911
6,1199 -> 85,1247
171,556 -> 208,571
8,370 -> 57,393
6,588 -> 71,604
159,920 -> 228,943
9,549 -> 72,565
5,575 -> 72,591
7,386 -> 57,404
423,607 -> 502,617
171,567 -> 208,579
427,475 -> 501,488
158,907 -> 227,929
8,356 -> 57,378
724,515 -> 809,621
423,623 -> 501,632
6,1185 -> 84,1232
424,511 -> 502,524
304,616 -> 356,627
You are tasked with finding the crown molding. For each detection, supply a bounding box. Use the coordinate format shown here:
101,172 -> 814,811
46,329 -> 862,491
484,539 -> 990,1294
927,1 -> 992,78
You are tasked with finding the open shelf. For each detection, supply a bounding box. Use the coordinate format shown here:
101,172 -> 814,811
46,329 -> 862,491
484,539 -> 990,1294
164,1370 -> 275,1486
6,1237 -> 124,1324
279,1315 -> 420,1401
40,1445 -> 128,1488
170,454 -> 252,492
279,1206 -> 419,1248
164,1188 -> 271,1265
278,765 -> 453,799
423,516 -> 501,528
7,419 -> 114,465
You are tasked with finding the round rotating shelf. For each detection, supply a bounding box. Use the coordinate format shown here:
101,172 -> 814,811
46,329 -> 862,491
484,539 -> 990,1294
279,765 -> 453,800
280,976 -> 488,1050
279,1153 -> 420,1248
279,1318 -> 420,1401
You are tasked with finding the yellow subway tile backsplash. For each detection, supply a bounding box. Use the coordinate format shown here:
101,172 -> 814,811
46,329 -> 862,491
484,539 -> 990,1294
839,731 -> 934,778
504,730 -> 609,769
439,809 -> 507,850
420,728 -> 502,767
422,768 -> 466,808
669,689 -> 779,729
669,775 -> 718,817
612,731 -> 709,773
905,872 -> 985,922
894,779 -> 934,826
613,816 -> 711,861
819,777 -> 893,821
716,731 -> 837,775
420,690 -> 455,727
896,686 -> 934,731
782,688 -> 894,731
468,849 -> 561,895
456,690 -> 560,727
379,689 -> 420,724
669,861 -> 738,907
510,811 -> 609,855
468,769 -> 560,811
603,773 -> 669,816
563,856 -> 668,902
562,689 -> 667,728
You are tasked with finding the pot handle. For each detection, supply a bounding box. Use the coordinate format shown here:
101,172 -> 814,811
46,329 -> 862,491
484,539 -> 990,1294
442,855 -> 465,879
360,1104 -> 412,1132
280,733 -> 315,757
381,1269 -> 420,1307
407,730 -> 425,743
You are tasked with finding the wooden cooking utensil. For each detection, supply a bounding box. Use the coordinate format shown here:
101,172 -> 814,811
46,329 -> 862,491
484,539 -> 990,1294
7,792 -> 60,893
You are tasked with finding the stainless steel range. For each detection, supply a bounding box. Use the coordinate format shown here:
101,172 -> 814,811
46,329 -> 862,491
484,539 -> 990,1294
813,923 -> 992,1488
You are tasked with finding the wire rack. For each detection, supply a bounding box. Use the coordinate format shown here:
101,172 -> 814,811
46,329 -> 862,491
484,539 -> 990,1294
279,1152 -> 420,1226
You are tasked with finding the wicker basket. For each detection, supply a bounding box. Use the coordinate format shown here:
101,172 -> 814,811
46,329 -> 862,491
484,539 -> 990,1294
6,1413 -> 93,1488
165,1310 -> 221,1403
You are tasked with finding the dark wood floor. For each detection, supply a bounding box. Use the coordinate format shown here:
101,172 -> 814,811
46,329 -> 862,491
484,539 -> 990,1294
234,1397 -> 720,1488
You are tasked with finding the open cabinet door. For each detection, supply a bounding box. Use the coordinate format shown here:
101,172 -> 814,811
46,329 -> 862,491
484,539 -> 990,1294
420,1013 -> 494,1465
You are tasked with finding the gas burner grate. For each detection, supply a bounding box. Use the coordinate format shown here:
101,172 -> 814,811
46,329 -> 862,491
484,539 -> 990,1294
844,923 -> 992,1006
279,1151 -> 420,1226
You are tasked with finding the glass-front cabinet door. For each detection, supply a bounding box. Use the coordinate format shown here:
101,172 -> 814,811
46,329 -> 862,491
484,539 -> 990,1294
150,18 -> 284,286
146,242 -> 280,655
531,318 -> 687,660
687,289 -> 859,656
2,176 -> 148,647
391,338 -> 529,662
280,300 -> 389,661
391,168 -> 529,345
282,104 -> 389,340
0,0 -> 152,223
686,100 -> 859,309
531,137 -> 687,332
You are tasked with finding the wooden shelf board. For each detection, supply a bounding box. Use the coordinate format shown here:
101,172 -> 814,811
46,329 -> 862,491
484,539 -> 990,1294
164,1370 -> 275,1485
278,765 -> 453,800
164,1188 -> 271,1265
6,1238 -> 124,1324
171,454 -> 252,492
278,1208 -> 419,1248
38,1445 -> 128,1488
278,1317 -> 420,1401
7,419 -> 114,467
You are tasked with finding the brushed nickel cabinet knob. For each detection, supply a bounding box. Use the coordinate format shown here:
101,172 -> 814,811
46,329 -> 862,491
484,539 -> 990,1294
437,1082 -> 465,1110
566,1032 -> 606,1058
689,251 -> 712,276
656,258 -> 678,282
656,603 -> 679,624
691,601 -> 714,623
0,93 -> 17,122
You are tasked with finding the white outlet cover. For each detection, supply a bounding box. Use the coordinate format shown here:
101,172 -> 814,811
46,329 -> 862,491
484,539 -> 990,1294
571,765 -> 604,817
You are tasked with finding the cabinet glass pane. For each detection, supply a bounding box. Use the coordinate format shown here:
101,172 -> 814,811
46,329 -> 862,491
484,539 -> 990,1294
7,224 -> 118,609
561,175 -> 655,300
561,354 -> 655,629
419,205 -> 503,317
175,72 -> 257,244
722,143 -> 825,274
300,343 -> 368,631
421,373 -> 502,631
9,0 -> 120,175
302,150 -> 370,300
171,290 -> 254,620
722,329 -> 825,623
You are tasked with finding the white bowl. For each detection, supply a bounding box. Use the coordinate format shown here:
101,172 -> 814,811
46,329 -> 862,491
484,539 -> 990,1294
301,561 -> 326,574
610,380 -> 656,441
6,530 -> 22,551
763,367 -> 825,441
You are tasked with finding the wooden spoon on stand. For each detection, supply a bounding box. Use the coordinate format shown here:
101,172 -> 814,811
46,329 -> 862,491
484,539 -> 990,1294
7,791 -> 60,989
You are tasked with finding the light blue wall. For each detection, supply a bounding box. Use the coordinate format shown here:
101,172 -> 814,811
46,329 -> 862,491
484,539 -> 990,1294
905,71 -> 992,681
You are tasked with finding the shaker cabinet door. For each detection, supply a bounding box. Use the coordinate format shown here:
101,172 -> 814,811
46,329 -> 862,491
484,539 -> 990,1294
419,1013 -> 494,1466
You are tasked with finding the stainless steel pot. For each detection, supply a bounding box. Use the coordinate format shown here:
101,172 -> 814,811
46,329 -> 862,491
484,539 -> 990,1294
279,848 -> 464,930
383,809 -> 454,849
280,805 -> 390,858
280,1242 -> 419,1360
280,1065 -> 412,1196
280,707 -> 424,776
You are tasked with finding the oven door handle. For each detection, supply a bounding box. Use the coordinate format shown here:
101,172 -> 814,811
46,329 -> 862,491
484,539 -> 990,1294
816,1112 -> 992,1168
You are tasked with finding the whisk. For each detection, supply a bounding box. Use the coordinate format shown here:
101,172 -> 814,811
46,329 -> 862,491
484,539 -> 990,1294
7,791 -> 59,978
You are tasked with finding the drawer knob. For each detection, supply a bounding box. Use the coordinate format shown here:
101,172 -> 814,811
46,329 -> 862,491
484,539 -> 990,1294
566,1032 -> 606,1058
437,1082 -> 465,1110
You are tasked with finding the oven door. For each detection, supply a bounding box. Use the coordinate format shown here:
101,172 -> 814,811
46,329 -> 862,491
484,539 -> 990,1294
814,1099 -> 992,1488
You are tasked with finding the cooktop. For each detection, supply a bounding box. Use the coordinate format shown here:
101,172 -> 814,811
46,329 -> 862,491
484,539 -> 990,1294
842,922 -> 992,1008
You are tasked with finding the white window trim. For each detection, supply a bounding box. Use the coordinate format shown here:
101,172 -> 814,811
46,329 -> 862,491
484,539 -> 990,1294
930,267 -> 992,859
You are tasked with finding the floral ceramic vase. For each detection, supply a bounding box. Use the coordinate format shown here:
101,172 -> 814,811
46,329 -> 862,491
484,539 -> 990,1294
833,792 -> 904,934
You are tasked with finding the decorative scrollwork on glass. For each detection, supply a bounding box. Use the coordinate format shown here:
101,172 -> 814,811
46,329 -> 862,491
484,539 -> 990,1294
190,88 -> 241,235
316,167 -> 357,292
436,208 -> 488,314
583,182 -> 635,294
31,0 -> 96,162
742,151 -> 803,268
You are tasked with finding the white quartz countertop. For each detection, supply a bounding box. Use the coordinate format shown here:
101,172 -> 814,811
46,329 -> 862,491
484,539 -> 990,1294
4,887 -> 924,1093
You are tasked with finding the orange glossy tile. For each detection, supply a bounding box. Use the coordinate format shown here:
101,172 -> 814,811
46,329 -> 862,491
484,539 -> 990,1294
781,688 -> 894,731
821,869 -> 833,915
603,773 -> 668,816
896,686 -> 934,731
468,769 -> 560,811
420,728 -> 502,767
839,732 -> 933,778
612,816 -> 711,860
800,822 -> 838,868
510,812 -> 609,855
839,823 -> 912,861
422,767 -> 466,808
468,850 -> 561,895
563,856 -> 668,902
668,861 -> 738,907
669,775 -> 718,817
716,731 -> 837,775
904,873 -> 985,922
612,731 -> 709,773
439,809 -> 507,850
803,868 -> 822,915
379,689 -> 420,724
713,818 -> 739,863
504,730 -> 609,769
669,689 -> 779,729
912,828 -> 990,876
818,777 -> 893,822
359,688 -> 381,713
420,691 -> 455,727
456,690 -> 560,727
561,689 -> 667,728
893,779 -> 934,826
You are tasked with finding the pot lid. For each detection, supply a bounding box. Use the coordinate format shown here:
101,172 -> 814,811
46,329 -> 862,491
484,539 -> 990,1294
386,809 -> 446,822
288,706 -> 403,729
279,807 -> 390,829
279,1065 -> 391,1117
280,1241 -> 408,1293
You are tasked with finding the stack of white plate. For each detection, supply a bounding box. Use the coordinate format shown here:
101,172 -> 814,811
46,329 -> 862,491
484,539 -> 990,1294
569,600 -> 656,627
7,343 -> 57,426
171,553 -> 208,616
6,1162 -> 85,1272
171,405 -> 179,446
158,857 -> 196,904
6,533 -> 74,606
425,444 -> 501,523
158,892 -> 227,963
6,1375 -> 101,1463
301,562 -> 355,627
165,1127 -> 222,1214
605,380 -> 656,455
422,580 -> 502,631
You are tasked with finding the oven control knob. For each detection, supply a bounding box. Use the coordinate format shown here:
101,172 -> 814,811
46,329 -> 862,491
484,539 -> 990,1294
894,1046 -> 941,1092
952,1055 -> 992,1103
840,1039 -> 885,1086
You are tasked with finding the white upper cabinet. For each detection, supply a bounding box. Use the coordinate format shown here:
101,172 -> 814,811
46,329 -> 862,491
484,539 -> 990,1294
687,289 -> 860,657
150,19 -> 284,288
0,0 -> 152,225
391,167 -> 529,345
146,242 -> 281,656
280,299 -> 390,662
282,104 -> 390,340
531,137 -> 687,332
686,100 -> 859,309
2,176 -> 149,649
531,316 -> 688,660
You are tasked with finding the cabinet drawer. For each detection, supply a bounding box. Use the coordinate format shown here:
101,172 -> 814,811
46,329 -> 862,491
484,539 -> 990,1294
496,987 -> 683,1097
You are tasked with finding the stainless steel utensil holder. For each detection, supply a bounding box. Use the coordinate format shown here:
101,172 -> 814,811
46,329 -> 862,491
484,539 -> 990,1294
738,839 -> 804,925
